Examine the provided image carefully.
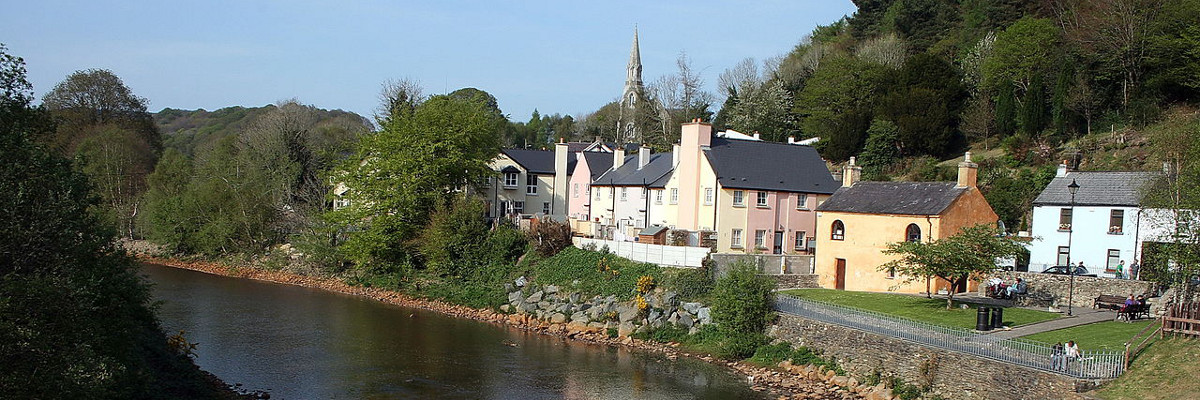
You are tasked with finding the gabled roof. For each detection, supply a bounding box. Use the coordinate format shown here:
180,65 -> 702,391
593,153 -> 673,187
816,182 -> 967,216
703,137 -> 838,194
1033,171 -> 1161,207
501,149 -> 556,174
578,152 -> 615,180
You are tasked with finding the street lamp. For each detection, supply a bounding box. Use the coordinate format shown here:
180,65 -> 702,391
1066,178 -> 1080,316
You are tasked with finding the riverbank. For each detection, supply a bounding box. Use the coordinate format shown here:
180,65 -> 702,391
142,256 -> 886,400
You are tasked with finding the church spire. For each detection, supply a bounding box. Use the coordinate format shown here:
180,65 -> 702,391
626,27 -> 642,88
619,27 -> 646,143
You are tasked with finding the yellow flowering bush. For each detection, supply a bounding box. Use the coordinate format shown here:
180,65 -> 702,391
636,275 -> 656,294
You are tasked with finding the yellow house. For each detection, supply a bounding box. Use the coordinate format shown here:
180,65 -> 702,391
814,153 -> 999,294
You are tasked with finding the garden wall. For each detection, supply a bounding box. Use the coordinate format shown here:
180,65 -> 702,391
984,271 -> 1158,309
770,314 -> 1097,400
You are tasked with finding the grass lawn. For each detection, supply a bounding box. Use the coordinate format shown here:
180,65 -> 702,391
1096,338 -> 1200,400
780,288 -> 1060,329
1020,320 -> 1156,352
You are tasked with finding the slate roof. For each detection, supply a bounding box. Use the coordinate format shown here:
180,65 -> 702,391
501,149 -> 556,174
1032,171 -> 1161,207
816,182 -> 967,215
593,153 -> 673,187
578,152 -> 616,179
703,137 -> 838,194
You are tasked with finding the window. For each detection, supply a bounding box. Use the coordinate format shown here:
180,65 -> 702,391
732,190 -> 745,206
512,201 -> 524,214
503,172 -> 518,188
906,224 -> 922,243
670,188 -> 679,204
1106,249 -> 1121,271
731,229 -> 743,248
754,230 -> 767,249
655,190 -> 663,204
542,202 -> 551,215
595,189 -> 601,200
620,187 -> 627,201
831,220 -> 845,241
797,193 -> 809,210
1059,208 -> 1073,231
573,183 -> 579,198
704,188 -> 714,205
887,266 -> 897,279
607,188 -> 612,199
526,174 -> 538,195
639,188 -> 646,199
483,200 -> 492,218
757,191 -> 769,207
1057,246 -> 1070,266
794,231 -> 807,250
1109,210 -> 1124,234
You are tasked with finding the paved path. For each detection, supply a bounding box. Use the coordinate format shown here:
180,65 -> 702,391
984,308 -> 1116,339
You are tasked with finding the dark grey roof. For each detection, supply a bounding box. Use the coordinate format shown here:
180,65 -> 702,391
593,153 -> 673,187
1032,171 -> 1161,206
502,149 -> 556,174
639,225 -> 668,236
703,137 -> 838,194
578,152 -> 615,179
649,170 -> 673,188
816,182 -> 966,215
500,165 -> 520,173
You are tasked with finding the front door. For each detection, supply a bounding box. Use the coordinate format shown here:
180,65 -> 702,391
835,258 -> 846,290
773,231 -> 784,254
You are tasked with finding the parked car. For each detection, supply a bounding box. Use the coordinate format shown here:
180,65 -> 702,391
1040,265 -> 1097,277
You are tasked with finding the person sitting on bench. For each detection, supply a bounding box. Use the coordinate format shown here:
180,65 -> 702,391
1118,294 -> 1140,321
1005,278 -> 1027,299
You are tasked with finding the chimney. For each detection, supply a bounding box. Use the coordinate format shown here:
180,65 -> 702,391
957,152 -> 978,188
1056,160 -> 1068,177
672,143 -> 681,167
613,146 -> 626,169
637,145 -> 651,170
681,118 -> 712,150
842,157 -> 861,187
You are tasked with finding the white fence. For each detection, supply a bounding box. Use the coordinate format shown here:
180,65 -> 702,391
573,237 -> 710,268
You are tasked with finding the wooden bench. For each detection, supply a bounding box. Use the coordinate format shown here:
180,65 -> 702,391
1094,295 -> 1126,310
1117,302 -> 1152,321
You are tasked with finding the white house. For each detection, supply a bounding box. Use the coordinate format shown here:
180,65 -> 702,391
1028,165 -> 1160,277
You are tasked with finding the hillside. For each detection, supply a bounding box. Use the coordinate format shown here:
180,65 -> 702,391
154,104 -> 372,155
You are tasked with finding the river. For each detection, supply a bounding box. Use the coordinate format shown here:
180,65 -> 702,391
142,264 -> 764,399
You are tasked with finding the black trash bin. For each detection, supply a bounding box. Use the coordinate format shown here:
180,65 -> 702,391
991,307 -> 1004,329
976,306 -> 991,331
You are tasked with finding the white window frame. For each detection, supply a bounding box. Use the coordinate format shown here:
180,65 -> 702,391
654,189 -> 663,204
620,187 -> 627,201
503,172 -> 518,188
754,230 -> 767,249
704,188 -> 714,205
1106,249 -> 1121,271
796,193 -> 809,210
526,174 -> 538,195
512,201 -> 524,214
733,190 -> 745,207
794,231 -> 807,250
756,191 -> 769,207
731,229 -> 743,248
573,183 -> 579,198
670,188 -> 679,204
542,202 -> 551,215
639,187 -> 646,199
831,220 -> 845,241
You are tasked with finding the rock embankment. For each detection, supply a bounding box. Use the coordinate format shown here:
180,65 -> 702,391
144,257 -> 894,399
502,283 -> 712,337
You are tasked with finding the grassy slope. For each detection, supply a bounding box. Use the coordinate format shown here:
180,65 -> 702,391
780,288 -> 1060,329
1097,338 -> 1200,400
1020,320 -> 1155,352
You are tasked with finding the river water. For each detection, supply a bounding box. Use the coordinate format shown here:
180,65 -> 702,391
142,264 -> 763,399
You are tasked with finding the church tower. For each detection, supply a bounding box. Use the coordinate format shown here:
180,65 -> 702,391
618,28 -> 645,143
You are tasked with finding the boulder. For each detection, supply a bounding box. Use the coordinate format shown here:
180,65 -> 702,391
648,309 -> 662,324
682,302 -> 702,314
667,312 -> 679,325
678,314 -> 694,328
544,285 -> 559,294
617,321 -> 636,337
519,302 -> 537,314
526,291 -> 544,303
647,294 -> 663,309
571,311 -> 590,323
514,276 -> 527,288
569,292 -> 581,303
507,291 -> 523,304
696,307 -> 712,324
550,312 -> 568,324
499,304 -> 511,313
617,305 -> 640,322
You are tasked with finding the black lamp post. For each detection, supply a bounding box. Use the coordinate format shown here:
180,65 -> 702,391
1066,178 -> 1080,316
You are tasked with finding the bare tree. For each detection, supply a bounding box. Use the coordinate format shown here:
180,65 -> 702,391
650,52 -> 715,146
375,78 -> 426,126
1056,0 -> 1166,108
855,33 -> 908,69
961,96 -> 997,150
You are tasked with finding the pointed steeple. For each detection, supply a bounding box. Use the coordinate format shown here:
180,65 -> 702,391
626,27 -> 642,89
619,27 -> 646,143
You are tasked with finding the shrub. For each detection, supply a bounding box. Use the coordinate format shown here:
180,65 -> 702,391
661,265 -> 714,301
711,261 -> 776,336
528,218 -> 573,257
531,247 -> 661,299
416,195 -> 490,277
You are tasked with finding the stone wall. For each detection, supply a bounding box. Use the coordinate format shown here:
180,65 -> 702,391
769,274 -> 820,289
984,272 -> 1158,309
712,253 -> 815,275
770,314 -> 1094,400
501,283 -> 712,337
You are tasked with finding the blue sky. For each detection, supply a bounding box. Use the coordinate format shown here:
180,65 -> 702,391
1,1 -> 856,122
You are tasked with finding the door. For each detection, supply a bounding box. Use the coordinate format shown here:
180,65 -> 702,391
773,231 -> 784,254
835,258 -> 846,290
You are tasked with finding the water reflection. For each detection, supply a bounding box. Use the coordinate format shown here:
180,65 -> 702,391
143,264 -> 762,399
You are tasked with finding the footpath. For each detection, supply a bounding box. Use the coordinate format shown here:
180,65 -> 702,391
939,293 -> 1118,339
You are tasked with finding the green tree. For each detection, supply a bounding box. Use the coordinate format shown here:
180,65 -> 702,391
882,224 -> 1026,309
994,79 -> 1017,137
330,92 -> 505,269
982,16 -> 1059,92
1139,109 -> 1200,299
1050,66 -> 1073,138
859,119 -> 900,179
797,57 -> 888,160
1020,74 -> 1048,136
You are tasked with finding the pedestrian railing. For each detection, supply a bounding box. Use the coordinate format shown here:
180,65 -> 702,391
774,294 -> 1126,379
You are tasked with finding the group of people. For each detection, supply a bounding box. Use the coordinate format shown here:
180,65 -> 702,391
1118,294 -> 1148,321
986,277 -> 1027,299
1051,340 -> 1082,371
1111,260 -> 1139,280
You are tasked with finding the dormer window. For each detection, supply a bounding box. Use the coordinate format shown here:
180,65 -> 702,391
503,172 -> 518,188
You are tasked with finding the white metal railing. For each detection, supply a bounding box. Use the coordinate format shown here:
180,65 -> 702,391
573,237 -> 710,268
774,295 -> 1125,379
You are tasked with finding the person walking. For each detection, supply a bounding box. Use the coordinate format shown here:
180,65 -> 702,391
1115,260 -> 1126,279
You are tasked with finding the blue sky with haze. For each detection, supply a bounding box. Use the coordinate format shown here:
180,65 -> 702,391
2,1 -> 855,121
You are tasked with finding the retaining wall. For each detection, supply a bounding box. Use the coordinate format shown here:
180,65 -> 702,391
985,271 -> 1158,309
